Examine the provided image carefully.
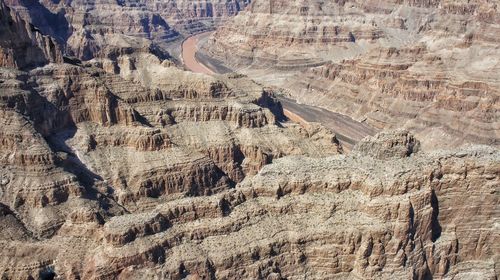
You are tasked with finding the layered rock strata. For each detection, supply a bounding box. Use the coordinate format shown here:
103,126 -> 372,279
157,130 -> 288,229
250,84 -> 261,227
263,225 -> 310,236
204,0 -> 500,149
0,1 -> 498,279
1,130 -> 498,279
5,0 -> 250,61
0,1 -> 62,69
142,0 -> 252,34
0,2 -> 340,247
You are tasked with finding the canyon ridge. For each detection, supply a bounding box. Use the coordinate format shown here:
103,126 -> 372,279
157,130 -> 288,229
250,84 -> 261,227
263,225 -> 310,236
0,0 -> 498,279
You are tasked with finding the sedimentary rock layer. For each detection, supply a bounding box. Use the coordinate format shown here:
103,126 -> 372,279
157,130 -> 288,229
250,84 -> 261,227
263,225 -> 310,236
0,1 -> 498,279
5,0 -> 250,60
205,0 -> 500,149
1,130 -> 498,279
0,1 -> 62,69
0,13 -> 340,243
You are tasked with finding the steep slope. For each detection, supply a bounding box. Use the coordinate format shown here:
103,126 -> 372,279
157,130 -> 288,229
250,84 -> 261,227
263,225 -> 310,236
5,0 -> 251,61
0,1 -> 498,279
0,0 -> 62,69
0,54 -> 340,231
204,0 -> 500,149
142,0 -> 252,34
1,129 -> 498,279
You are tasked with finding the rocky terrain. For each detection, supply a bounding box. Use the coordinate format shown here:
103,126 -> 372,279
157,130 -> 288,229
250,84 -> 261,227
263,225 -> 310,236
5,0 -> 250,61
0,0 -> 62,69
205,0 -> 500,149
0,0 -> 499,279
150,0 -> 251,34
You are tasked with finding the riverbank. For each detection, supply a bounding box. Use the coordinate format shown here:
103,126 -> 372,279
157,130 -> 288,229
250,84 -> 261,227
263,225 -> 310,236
180,33 -> 377,150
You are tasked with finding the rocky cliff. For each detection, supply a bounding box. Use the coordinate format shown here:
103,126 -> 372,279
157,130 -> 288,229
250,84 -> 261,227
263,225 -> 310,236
0,52 -> 340,231
5,0 -> 250,61
142,0 -> 251,34
0,0 -> 62,69
0,0 -> 341,249
205,0 -> 500,149
0,0 -> 498,279
1,126 -> 498,279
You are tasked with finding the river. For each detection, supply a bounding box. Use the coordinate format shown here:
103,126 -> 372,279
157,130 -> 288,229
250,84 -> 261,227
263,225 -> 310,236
181,32 -> 377,150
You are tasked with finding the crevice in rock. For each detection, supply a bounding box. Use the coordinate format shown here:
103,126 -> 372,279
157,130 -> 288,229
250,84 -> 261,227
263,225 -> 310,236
430,190 -> 442,242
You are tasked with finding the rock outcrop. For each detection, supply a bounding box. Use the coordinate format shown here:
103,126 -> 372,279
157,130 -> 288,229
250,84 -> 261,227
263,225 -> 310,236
1,1 -> 498,279
144,0 -> 252,34
5,0 -> 251,61
204,0 -> 500,149
0,0 -> 62,69
0,2 -> 340,244
1,128 -> 498,279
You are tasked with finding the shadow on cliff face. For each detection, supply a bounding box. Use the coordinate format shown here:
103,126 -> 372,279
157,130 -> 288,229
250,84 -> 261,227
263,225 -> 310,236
430,190 -> 442,242
48,128 -> 103,183
17,0 -> 71,44
257,89 -> 286,123
18,75 -> 127,213
39,268 -> 56,280
49,127 -> 130,214
0,1 -> 62,69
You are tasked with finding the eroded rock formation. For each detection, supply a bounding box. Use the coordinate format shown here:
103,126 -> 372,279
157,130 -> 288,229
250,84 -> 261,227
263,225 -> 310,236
0,1 -> 62,69
0,0 -> 498,279
0,0 -> 340,253
5,0 -> 250,61
1,126 -> 498,279
205,0 -> 500,149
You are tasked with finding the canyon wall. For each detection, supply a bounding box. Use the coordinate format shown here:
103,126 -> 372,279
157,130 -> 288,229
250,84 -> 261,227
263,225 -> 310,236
0,0 -> 339,261
5,0 -> 250,60
205,0 -> 500,149
0,1 -> 62,69
0,1 -> 498,279
1,122 -> 498,279
143,0 -> 252,34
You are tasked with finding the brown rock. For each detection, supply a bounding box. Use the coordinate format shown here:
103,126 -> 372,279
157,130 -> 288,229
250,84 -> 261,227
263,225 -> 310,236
204,0 -> 500,149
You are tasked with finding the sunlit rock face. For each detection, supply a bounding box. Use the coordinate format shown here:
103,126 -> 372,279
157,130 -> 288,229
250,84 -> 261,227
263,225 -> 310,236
1,114 -> 498,279
205,0 -> 500,149
4,0 -> 250,60
0,0 -> 340,273
0,0 -> 498,279
142,0 -> 252,33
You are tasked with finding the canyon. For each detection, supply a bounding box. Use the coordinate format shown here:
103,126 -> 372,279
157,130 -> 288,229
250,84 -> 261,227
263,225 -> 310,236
5,0 -> 251,61
0,0 -> 499,279
204,0 -> 500,150
182,32 -> 377,149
